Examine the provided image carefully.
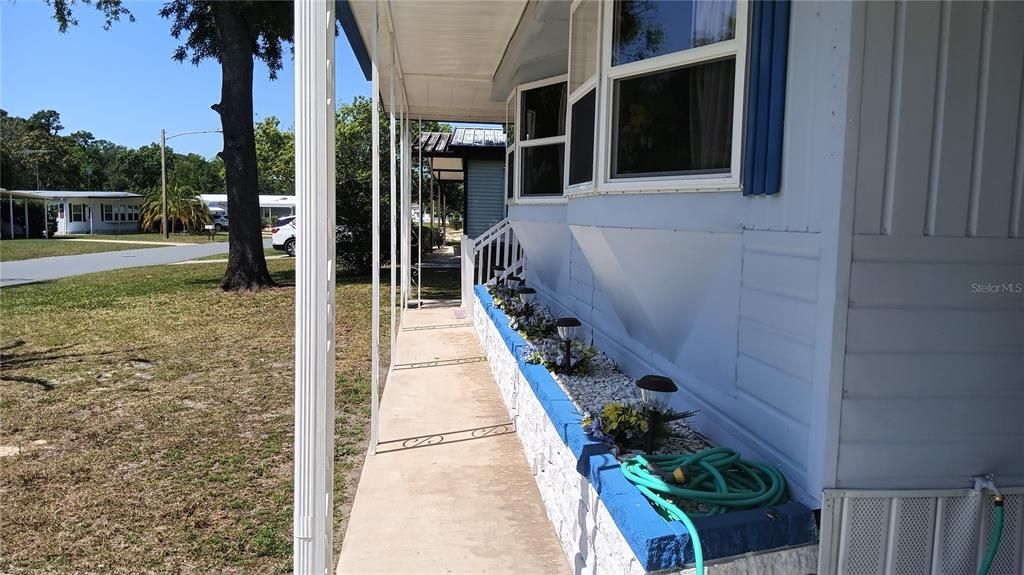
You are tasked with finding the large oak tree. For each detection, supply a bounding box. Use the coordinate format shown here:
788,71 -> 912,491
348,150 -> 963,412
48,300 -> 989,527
48,0 -> 290,290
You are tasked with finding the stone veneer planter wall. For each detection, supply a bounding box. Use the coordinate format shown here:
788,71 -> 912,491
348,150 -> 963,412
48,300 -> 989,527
473,286 -> 819,574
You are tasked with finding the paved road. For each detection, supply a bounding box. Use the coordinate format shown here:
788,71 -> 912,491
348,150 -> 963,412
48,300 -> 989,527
0,239 -> 273,287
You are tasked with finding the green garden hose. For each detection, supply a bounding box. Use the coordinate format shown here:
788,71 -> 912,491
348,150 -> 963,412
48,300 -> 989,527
620,448 -> 790,575
979,497 -> 1005,575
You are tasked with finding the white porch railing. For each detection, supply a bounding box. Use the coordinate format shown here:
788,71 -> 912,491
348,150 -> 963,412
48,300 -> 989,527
461,218 -> 524,307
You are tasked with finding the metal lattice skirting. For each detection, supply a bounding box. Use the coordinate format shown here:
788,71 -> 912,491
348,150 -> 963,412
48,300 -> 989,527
819,488 -> 1024,574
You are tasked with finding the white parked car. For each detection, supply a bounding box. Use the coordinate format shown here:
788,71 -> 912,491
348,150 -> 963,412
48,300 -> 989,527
272,218 -> 352,258
271,218 -> 296,256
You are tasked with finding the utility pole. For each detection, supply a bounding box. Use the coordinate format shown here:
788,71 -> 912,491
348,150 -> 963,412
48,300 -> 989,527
160,128 -> 221,239
160,129 -> 168,238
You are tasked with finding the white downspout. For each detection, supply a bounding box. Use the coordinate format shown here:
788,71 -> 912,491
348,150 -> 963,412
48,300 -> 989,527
292,0 -> 337,572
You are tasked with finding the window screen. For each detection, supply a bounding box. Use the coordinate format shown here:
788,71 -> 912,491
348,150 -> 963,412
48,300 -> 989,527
568,89 -> 596,186
612,58 -> 735,178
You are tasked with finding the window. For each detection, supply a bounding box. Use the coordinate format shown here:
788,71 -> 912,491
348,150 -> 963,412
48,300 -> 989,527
517,76 -> 567,199
604,0 -> 746,186
71,204 -> 84,222
522,144 -> 564,197
520,82 -> 565,141
506,151 -> 515,200
505,91 -> 516,200
567,0 -> 600,188
568,89 -> 597,185
611,0 -> 736,66
613,58 -> 735,177
102,204 -> 114,222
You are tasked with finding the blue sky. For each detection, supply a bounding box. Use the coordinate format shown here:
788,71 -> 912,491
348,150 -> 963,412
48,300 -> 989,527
1,0 -> 371,158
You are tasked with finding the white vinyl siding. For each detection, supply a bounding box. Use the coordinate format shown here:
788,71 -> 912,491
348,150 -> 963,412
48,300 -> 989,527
838,0 -> 1024,490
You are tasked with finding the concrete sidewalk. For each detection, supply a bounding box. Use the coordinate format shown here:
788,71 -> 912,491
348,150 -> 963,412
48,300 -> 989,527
0,239 -> 271,287
337,303 -> 567,575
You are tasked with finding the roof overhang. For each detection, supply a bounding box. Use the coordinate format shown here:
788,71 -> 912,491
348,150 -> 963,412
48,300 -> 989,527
4,190 -> 141,200
342,0 -> 569,123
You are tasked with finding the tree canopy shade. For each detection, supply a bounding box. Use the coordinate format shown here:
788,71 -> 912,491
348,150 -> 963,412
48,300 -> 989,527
45,0 -> 294,291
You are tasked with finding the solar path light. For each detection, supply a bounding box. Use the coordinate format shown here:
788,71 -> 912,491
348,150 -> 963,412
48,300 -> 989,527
555,317 -> 582,374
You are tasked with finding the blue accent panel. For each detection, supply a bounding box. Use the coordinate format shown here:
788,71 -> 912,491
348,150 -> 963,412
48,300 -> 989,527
473,286 -> 816,571
742,0 -> 763,194
764,0 -> 791,196
743,0 -> 791,196
688,502 -> 817,564
337,0 -> 372,81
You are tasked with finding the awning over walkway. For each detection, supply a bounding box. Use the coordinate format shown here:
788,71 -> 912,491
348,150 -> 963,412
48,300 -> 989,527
341,0 -> 570,122
412,127 -> 506,181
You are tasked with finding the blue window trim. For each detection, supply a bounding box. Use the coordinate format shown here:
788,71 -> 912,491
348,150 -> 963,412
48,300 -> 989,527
743,0 -> 791,196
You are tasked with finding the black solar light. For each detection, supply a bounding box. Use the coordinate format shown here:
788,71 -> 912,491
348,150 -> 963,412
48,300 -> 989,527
492,266 -> 506,285
507,276 -> 522,290
516,286 -> 536,305
636,375 -> 678,451
555,317 -> 582,374
636,375 -> 678,411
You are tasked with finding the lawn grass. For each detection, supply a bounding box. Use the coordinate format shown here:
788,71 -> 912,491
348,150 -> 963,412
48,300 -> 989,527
69,232 -> 230,243
0,238 -> 147,262
0,258 -> 401,573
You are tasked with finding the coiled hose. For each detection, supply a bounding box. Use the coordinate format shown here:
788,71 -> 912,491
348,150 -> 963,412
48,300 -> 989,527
620,447 -> 789,575
979,497 -> 1005,575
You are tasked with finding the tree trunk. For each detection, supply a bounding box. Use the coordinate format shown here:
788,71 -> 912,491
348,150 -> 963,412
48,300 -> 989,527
213,3 -> 275,291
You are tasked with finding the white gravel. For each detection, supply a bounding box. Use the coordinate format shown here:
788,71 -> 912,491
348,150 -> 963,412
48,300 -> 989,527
491,286 -> 712,455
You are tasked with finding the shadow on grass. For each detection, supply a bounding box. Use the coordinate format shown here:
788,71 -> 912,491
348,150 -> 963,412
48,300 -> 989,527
0,340 -> 149,391
184,267 -> 297,290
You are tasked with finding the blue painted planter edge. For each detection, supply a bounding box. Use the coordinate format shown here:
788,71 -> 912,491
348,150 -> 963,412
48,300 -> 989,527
473,286 -> 817,569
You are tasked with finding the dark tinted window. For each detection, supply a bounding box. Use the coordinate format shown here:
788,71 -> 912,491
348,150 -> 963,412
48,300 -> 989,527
568,89 -> 596,186
506,151 -> 515,199
613,58 -> 735,178
520,83 -> 567,141
612,0 -> 736,66
521,144 -> 564,196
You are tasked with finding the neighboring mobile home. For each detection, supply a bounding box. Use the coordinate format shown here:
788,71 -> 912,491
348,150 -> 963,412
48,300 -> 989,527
413,127 -> 507,239
4,190 -> 143,236
291,1 -> 1023,572
197,194 -> 297,221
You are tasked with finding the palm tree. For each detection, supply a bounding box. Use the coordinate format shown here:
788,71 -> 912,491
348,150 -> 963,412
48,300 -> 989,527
139,185 -> 211,234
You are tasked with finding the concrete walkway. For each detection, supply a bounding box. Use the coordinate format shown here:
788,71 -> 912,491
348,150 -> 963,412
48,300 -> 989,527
337,302 -> 567,575
0,239 -> 271,287
65,238 -> 192,246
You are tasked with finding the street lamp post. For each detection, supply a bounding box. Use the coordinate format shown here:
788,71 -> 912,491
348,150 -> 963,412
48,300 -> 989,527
159,129 -> 221,239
